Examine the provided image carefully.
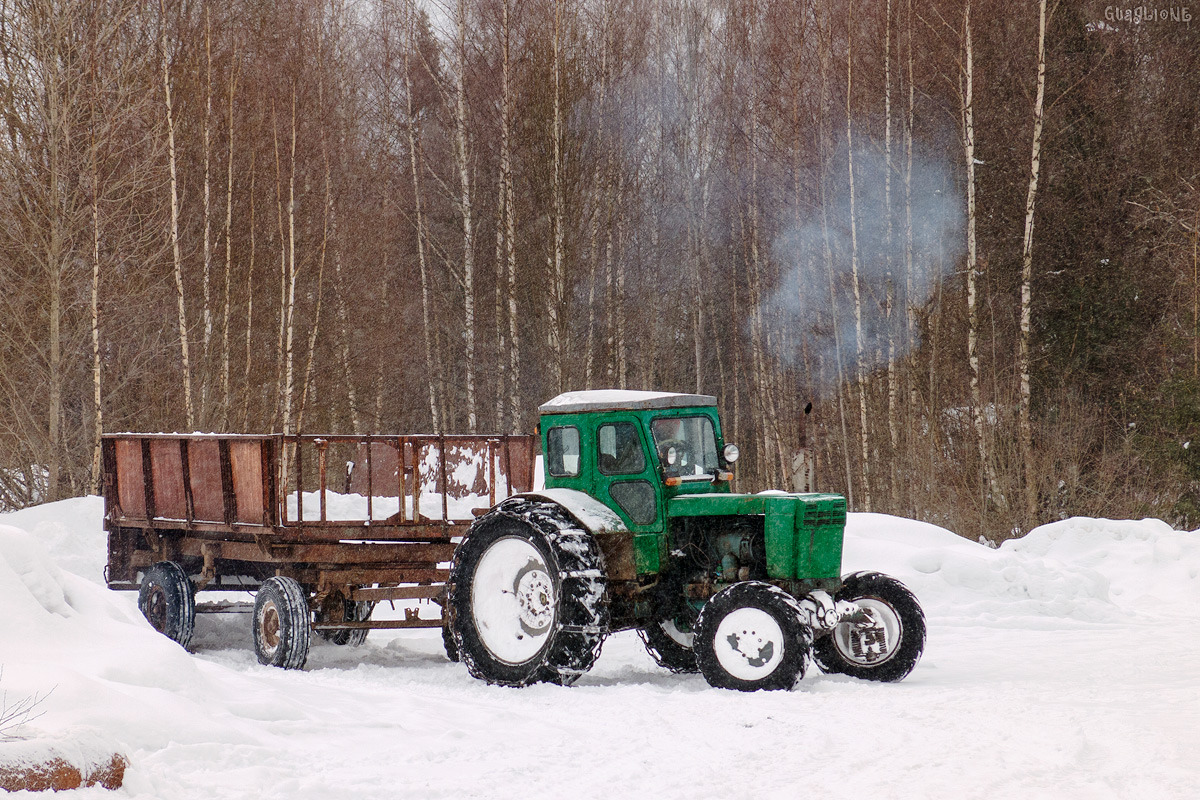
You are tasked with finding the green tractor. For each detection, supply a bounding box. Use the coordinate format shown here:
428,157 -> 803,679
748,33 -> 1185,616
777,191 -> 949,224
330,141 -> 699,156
447,391 -> 925,691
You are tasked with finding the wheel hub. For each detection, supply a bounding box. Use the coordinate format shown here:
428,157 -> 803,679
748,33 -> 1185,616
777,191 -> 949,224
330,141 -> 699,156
712,606 -> 785,681
144,587 -> 169,632
834,599 -> 900,666
515,565 -> 554,634
471,536 -> 557,665
260,601 -> 281,653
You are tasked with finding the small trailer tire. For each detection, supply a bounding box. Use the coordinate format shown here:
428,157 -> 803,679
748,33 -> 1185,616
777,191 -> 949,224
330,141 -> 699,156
812,572 -> 926,683
694,581 -> 811,692
138,561 -> 195,649
253,576 -> 311,670
319,600 -> 374,647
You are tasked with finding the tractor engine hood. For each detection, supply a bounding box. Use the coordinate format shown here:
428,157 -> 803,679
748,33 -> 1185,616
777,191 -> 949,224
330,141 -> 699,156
668,491 -> 847,581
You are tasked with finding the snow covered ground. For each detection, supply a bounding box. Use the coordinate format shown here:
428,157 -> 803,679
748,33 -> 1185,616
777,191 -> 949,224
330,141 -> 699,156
1,498 -> 1198,799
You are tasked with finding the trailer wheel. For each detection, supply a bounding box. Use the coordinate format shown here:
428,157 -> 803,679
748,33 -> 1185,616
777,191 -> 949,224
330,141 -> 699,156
253,576 -> 311,670
638,612 -> 699,673
319,599 -> 374,647
694,581 -> 811,692
449,499 -> 608,687
812,572 -> 925,682
137,561 -> 195,649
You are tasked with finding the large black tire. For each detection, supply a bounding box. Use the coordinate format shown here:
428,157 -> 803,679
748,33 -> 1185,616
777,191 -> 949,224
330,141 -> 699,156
442,623 -> 460,662
138,561 -> 195,649
253,576 -> 311,670
812,571 -> 926,682
319,599 -> 374,647
638,610 -> 699,673
694,581 -> 811,692
448,498 -> 608,687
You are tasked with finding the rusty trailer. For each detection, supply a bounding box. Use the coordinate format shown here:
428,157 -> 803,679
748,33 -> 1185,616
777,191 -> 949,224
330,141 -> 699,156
102,432 -> 535,666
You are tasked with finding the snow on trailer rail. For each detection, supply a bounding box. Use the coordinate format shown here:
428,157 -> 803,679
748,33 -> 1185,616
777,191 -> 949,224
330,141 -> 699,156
100,432 -> 535,664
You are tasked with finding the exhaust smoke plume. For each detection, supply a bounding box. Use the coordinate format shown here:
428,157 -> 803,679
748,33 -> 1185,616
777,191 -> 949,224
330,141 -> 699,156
765,142 -> 964,388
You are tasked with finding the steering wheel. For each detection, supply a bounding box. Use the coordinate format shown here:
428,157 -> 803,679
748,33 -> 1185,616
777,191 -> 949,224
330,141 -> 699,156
658,439 -> 692,474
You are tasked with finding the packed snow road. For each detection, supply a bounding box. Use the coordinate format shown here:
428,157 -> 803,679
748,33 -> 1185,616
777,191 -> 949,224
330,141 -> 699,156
1,500 -> 1198,799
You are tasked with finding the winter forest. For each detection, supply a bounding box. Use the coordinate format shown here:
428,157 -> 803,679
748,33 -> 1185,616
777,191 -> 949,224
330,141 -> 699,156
0,0 -> 1196,541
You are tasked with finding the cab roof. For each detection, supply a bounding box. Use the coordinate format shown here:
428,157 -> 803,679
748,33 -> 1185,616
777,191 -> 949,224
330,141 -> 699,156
538,390 -> 717,415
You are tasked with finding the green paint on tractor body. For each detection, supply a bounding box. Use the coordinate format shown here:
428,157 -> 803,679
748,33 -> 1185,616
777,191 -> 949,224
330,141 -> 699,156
537,392 -> 846,586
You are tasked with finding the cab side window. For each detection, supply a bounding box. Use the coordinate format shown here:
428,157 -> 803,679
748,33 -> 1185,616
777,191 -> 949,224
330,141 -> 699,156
597,422 -> 645,475
546,426 -> 580,477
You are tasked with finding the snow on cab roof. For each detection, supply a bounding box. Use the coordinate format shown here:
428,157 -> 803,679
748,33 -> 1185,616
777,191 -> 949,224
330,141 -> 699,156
539,390 -> 717,414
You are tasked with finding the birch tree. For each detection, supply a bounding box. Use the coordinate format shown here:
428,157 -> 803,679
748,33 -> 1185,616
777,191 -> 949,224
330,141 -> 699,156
1019,0 -> 1049,525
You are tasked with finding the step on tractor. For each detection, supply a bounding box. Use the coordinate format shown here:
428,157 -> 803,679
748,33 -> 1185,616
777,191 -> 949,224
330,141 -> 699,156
104,390 -> 924,692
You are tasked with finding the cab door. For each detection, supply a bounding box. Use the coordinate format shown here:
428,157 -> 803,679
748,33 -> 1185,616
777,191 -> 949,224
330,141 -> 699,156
591,415 -> 665,574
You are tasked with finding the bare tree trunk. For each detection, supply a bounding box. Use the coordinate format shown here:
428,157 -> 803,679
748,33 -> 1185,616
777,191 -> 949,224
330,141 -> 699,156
200,7 -> 213,424
615,169 -> 628,389
846,1 -> 871,511
404,0 -> 439,431
1019,0 -> 1049,525
500,0 -> 521,431
962,0 -> 997,515
271,101 -> 286,430
221,57 -> 238,431
904,0 -> 916,513
816,4 -> 853,504
454,0 -> 477,432
373,258 -> 390,432
584,5 -> 609,390
297,113 -> 334,435
89,56 -> 102,493
547,0 -> 566,393
161,0 -> 194,430
242,153 -> 256,431
885,0 -> 899,510
282,86 -> 298,439
494,98 -> 508,428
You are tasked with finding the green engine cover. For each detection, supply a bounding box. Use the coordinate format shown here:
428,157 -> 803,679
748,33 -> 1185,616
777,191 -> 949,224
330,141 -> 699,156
667,492 -> 846,580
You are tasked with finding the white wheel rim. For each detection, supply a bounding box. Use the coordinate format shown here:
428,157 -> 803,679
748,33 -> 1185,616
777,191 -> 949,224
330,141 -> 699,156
471,536 -> 556,665
833,597 -> 902,666
662,619 -> 695,649
712,606 -> 785,681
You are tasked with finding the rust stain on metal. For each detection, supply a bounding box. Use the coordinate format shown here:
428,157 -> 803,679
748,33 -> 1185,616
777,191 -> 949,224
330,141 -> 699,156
149,440 -> 186,520
188,439 -> 225,522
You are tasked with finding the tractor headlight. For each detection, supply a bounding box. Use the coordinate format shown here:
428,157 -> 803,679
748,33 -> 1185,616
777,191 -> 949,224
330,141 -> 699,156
666,446 -> 678,466
723,443 -> 740,464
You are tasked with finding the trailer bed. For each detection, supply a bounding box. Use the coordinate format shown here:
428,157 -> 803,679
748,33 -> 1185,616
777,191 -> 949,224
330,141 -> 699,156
102,433 -> 535,632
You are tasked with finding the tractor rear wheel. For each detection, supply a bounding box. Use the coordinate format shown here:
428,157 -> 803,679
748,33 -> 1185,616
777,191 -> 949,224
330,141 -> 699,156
137,561 -> 195,649
639,611 -> 699,673
253,576 -> 311,670
812,572 -> 925,682
694,581 -> 811,692
449,499 -> 608,687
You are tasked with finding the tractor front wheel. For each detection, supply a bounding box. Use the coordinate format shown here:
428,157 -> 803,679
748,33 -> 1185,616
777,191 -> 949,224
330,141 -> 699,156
694,581 -> 811,692
812,572 -> 925,682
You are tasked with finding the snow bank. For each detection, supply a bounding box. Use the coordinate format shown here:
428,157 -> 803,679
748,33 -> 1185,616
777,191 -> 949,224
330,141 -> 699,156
1009,516 -> 1200,613
0,496 -> 106,584
845,512 -> 1200,622
0,522 -> 262,756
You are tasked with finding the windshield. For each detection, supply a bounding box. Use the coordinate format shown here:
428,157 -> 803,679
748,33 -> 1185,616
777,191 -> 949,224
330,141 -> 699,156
650,416 -> 719,479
